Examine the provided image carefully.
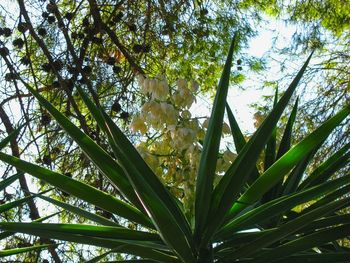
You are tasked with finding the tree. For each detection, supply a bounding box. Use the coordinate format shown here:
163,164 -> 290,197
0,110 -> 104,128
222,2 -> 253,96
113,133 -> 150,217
0,0 -> 350,261
253,0 -> 350,157
0,37 -> 350,262
0,0 -> 263,261
0,0 -> 261,184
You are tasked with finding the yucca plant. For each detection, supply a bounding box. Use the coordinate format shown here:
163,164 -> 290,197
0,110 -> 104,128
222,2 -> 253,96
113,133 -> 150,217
0,35 -> 350,262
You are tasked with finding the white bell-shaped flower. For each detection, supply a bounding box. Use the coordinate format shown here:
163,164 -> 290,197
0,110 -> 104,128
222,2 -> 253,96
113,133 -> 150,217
130,115 -> 147,134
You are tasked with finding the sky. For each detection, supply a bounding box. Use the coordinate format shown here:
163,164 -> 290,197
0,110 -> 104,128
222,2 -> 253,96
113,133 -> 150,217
228,24 -> 274,132
226,17 -> 301,133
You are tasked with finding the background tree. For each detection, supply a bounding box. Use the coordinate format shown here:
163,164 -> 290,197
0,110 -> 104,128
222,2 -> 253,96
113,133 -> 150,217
1,0 -> 349,261
255,0 -> 350,151
0,0 -> 265,261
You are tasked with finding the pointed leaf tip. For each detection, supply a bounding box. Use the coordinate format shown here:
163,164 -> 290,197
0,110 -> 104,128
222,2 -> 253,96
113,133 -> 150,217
194,34 -> 237,244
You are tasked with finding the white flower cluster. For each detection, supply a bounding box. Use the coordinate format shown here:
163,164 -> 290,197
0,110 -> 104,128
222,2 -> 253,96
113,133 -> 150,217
130,74 -> 237,216
130,115 -> 147,134
137,74 -> 169,100
172,79 -> 197,108
131,75 -> 198,135
216,149 -> 238,174
140,101 -> 178,129
170,127 -> 196,151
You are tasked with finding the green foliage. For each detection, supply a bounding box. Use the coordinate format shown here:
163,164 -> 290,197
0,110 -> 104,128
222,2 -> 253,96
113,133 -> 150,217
0,2 -> 264,218
255,0 -> 350,160
0,35 -> 349,262
286,0 -> 350,36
